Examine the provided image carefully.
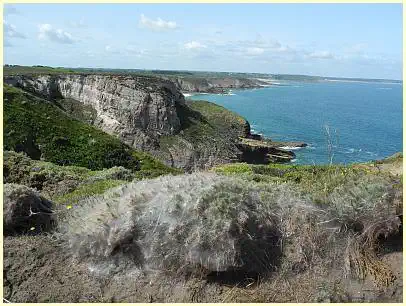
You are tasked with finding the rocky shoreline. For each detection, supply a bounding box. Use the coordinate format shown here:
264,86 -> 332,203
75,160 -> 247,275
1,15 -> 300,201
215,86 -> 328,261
168,76 -> 271,94
238,133 -> 307,164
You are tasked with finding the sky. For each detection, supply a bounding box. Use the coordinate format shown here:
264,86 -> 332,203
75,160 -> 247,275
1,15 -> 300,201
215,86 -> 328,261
3,3 -> 403,79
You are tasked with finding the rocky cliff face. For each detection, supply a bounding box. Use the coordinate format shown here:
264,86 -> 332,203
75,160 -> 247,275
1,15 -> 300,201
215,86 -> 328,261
5,74 -> 184,151
168,77 -> 267,93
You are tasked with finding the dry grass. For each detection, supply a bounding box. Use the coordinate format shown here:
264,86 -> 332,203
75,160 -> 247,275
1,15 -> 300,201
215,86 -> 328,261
57,169 -> 401,292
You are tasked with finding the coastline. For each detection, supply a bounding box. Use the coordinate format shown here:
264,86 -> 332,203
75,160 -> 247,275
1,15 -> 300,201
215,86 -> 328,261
184,90 -> 308,163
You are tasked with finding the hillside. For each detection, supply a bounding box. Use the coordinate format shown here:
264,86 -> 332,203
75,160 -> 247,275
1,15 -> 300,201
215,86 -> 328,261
3,85 -> 180,179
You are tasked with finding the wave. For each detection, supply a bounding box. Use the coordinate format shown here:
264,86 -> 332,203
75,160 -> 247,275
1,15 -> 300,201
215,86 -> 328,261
250,129 -> 262,135
290,159 -> 297,163
378,88 -> 393,90
343,148 -> 363,154
279,146 -> 303,151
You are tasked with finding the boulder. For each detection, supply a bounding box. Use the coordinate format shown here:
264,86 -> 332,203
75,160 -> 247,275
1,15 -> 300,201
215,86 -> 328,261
3,184 -> 54,235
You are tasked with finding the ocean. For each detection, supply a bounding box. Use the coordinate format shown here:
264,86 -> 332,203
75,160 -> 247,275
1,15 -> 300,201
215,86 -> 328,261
189,80 -> 403,165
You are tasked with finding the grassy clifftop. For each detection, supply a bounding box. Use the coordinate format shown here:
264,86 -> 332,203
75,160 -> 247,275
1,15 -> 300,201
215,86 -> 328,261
156,99 -> 250,170
176,99 -> 249,143
3,85 -> 181,178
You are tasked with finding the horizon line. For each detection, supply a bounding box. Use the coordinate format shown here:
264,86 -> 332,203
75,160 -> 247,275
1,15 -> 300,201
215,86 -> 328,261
3,63 -> 403,82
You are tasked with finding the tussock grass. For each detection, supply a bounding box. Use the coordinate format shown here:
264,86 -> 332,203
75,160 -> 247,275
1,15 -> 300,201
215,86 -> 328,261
59,169 -> 401,287
60,173 -> 314,276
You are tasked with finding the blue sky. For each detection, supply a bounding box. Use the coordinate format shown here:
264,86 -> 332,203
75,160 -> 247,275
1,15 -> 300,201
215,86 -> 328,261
4,3 -> 403,79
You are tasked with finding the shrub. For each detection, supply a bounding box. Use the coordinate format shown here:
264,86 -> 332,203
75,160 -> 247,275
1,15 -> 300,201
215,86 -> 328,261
3,183 -> 55,235
57,169 -> 401,288
60,173 -> 319,277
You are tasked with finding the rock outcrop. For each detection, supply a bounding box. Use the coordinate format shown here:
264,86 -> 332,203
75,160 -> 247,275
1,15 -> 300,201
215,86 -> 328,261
5,74 -> 184,151
168,76 -> 268,93
237,137 -> 296,163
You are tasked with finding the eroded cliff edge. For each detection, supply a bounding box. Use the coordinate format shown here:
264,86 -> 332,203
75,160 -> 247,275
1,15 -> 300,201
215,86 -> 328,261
167,76 -> 269,94
5,74 -> 183,150
5,74 -> 297,170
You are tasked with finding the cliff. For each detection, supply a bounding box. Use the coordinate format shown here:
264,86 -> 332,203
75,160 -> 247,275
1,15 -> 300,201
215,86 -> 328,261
5,74 -> 295,170
5,74 -> 183,152
3,85 -> 180,178
168,76 -> 269,93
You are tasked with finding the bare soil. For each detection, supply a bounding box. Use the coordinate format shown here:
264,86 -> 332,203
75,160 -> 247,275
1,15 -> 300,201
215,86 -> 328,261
3,234 -> 402,303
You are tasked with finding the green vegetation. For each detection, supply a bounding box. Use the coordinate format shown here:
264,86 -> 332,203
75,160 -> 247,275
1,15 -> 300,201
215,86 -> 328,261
53,179 -> 127,205
55,98 -> 97,125
375,152 -> 403,164
185,100 -> 248,135
3,64 -> 270,79
159,100 -> 248,160
3,150 -> 179,207
3,150 -> 133,205
62,167 -> 401,294
132,150 -> 182,179
5,65 -> 401,83
212,161 -> 399,207
3,85 -> 181,178
180,100 -> 247,141
4,65 -> 75,75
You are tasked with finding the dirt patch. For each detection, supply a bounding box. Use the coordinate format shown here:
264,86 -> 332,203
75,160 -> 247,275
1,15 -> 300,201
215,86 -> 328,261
3,235 -> 102,302
3,234 -> 402,303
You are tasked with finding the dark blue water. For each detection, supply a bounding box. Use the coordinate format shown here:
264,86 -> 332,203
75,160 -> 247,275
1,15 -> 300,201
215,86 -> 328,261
190,81 -> 403,165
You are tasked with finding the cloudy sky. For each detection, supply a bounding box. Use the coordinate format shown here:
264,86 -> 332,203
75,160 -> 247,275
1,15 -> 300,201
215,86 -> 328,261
4,3 -> 403,79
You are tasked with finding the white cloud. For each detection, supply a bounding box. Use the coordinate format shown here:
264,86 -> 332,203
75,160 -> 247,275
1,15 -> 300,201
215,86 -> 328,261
246,47 -> 265,56
4,21 -> 25,39
139,14 -> 177,31
38,24 -> 75,44
307,51 -> 335,59
184,41 -> 207,50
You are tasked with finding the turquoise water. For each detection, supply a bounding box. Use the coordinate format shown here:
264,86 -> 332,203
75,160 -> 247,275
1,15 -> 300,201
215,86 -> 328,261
190,81 -> 403,165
